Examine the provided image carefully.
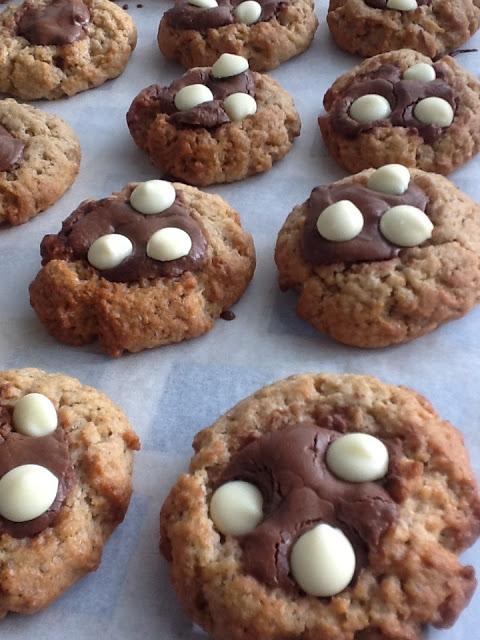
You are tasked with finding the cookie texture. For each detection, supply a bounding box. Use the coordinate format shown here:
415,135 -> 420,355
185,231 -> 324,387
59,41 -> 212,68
0,99 -> 80,226
0,0 -> 137,100
319,49 -> 480,175
160,373 -> 480,640
158,0 -> 318,72
29,182 -> 256,356
275,168 -> 480,348
0,367 -> 140,617
327,0 -> 480,59
127,70 -> 301,186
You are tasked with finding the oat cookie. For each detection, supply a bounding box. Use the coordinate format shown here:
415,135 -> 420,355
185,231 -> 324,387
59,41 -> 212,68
275,165 -> 480,347
29,180 -> 256,356
327,0 -> 480,59
160,372 -> 480,640
0,367 -> 140,617
0,98 -> 80,226
0,0 -> 137,100
127,54 -> 301,186
318,49 -> 480,175
157,0 -> 318,72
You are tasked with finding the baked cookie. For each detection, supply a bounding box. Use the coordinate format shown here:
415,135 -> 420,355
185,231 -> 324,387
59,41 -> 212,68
160,373 -> 480,640
327,0 -> 480,59
0,99 -> 80,226
157,0 -> 318,72
29,179 -> 256,356
275,164 -> 480,348
127,54 -> 301,186
0,367 -> 139,617
0,0 -> 137,100
318,49 -> 480,175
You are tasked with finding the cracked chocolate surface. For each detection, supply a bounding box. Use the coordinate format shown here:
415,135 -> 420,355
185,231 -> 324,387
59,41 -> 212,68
16,0 -> 90,46
165,0 -> 286,31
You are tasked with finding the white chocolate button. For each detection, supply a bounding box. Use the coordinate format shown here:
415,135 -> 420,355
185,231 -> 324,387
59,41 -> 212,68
146,227 -> 192,262
386,0 -> 418,9
326,433 -> 389,483
349,94 -> 392,124
316,200 -> 364,242
87,234 -> 133,270
174,84 -> 214,111
0,464 -> 59,522
367,164 -> 411,196
210,480 -> 263,535
403,63 -> 436,83
223,92 -> 257,121
211,53 -> 249,79
234,0 -> 262,24
380,205 -> 433,247
290,524 -> 356,597
13,393 -> 57,438
413,97 -> 454,127
188,0 -> 218,8
130,180 -> 176,215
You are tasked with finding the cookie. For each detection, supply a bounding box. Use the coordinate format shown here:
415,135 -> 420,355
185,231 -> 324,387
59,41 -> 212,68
160,372 -> 480,640
274,165 -> 480,348
157,0 -> 318,72
327,0 -> 480,59
0,367 -> 140,617
318,49 -> 480,175
127,54 -> 301,186
29,180 -> 256,356
0,98 -> 80,226
0,0 -> 137,100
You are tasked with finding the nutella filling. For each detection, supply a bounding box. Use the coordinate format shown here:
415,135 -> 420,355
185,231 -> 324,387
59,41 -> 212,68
166,0 -> 284,31
0,405 -> 73,539
219,420 -> 399,592
17,0 -> 90,46
0,124 -> 24,172
302,181 -> 429,265
330,63 -> 456,143
127,67 -> 255,131
40,187 -> 208,283
365,0 -> 430,7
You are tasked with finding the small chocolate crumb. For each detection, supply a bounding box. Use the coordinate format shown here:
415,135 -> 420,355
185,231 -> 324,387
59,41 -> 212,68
122,3 -> 128,8
136,3 -> 143,6
220,310 -> 235,321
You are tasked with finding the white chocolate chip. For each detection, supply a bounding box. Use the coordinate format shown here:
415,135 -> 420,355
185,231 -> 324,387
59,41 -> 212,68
326,433 -> 389,483
223,92 -> 257,121
87,234 -> 133,270
380,205 -> 433,247
413,97 -> 454,127
211,53 -> 249,79
386,0 -> 418,9
290,524 -> 356,597
174,84 -> 214,111
403,63 -> 436,83
0,464 -> 59,522
188,0 -> 218,8
13,393 -> 58,438
146,227 -> 192,262
210,481 -> 263,535
316,200 -> 364,242
234,0 -> 262,24
130,180 -> 176,215
349,94 -> 392,124
367,164 -> 411,195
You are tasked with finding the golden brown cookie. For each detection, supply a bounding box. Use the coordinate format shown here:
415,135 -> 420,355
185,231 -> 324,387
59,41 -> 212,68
0,0 -> 137,100
127,55 -> 301,186
327,0 -> 480,59
318,49 -> 480,175
157,0 -> 318,72
0,98 -> 80,226
160,372 -> 480,640
29,180 -> 256,357
274,165 -> 480,348
0,367 -> 140,618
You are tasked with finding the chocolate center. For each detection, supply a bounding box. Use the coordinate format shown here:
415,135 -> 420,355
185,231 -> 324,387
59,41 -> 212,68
0,125 -> 24,172
165,0 -> 285,31
364,0 -> 431,7
17,0 -> 90,46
